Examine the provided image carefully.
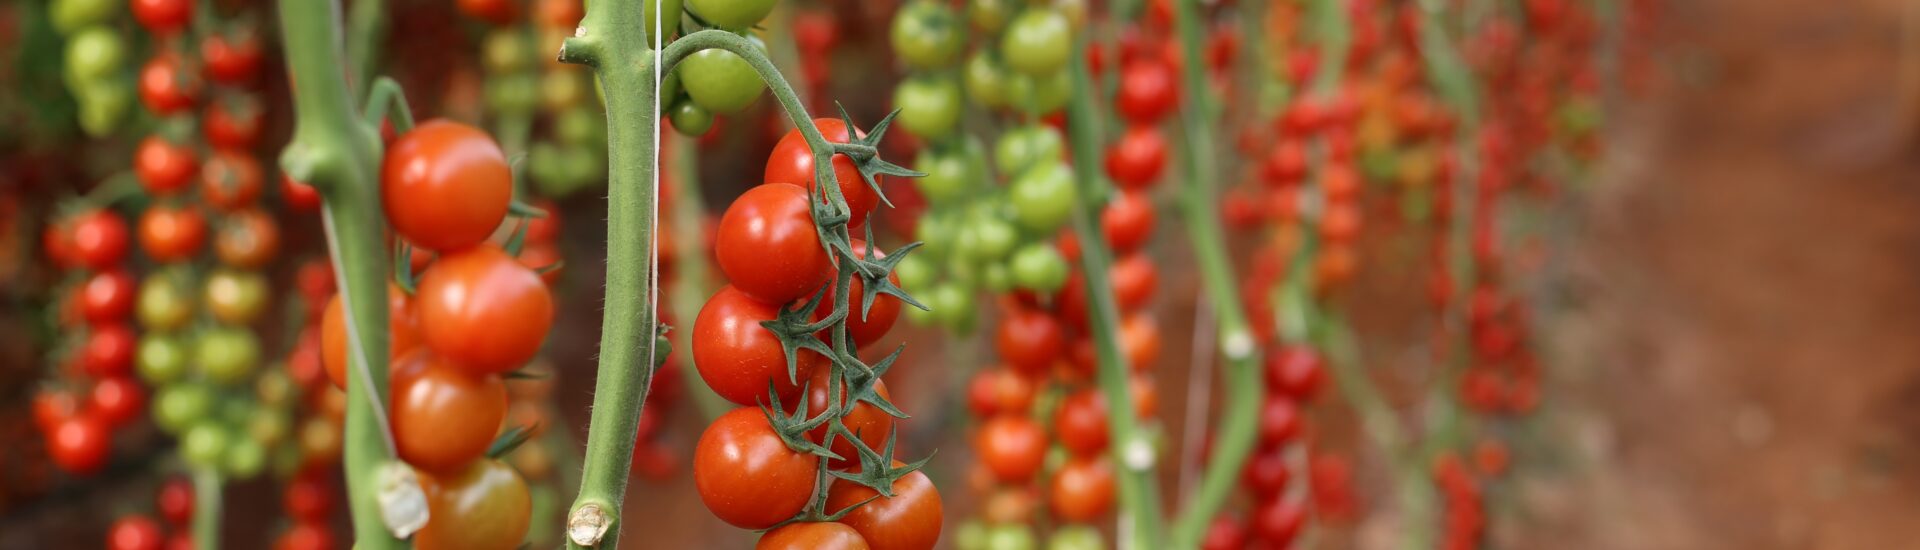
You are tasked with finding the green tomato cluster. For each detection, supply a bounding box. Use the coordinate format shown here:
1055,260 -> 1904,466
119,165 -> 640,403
477,25 -> 608,198
952,521 -> 1105,550
52,0 -> 134,135
136,264 -> 292,480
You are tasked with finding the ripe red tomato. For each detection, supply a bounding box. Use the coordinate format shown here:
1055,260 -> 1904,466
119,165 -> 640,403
381,120 -> 513,251
137,205 -> 206,261
757,522 -> 870,550
32,390 -> 78,431
134,138 -> 199,196
83,323 -> 136,378
68,210 -> 130,269
1109,252 -> 1158,311
1257,397 -> 1302,448
692,285 -> 825,406
456,0 -> 519,24
1320,200 -> 1362,243
415,245 -> 554,374
88,376 -> 146,428
693,407 -> 819,529
156,476 -> 194,525
1104,125 -> 1167,190
1264,346 -> 1326,401
825,464 -> 942,550
79,269 -> 136,324
1101,190 -> 1155,253
281,175 -> 322,211
107,515 -> 165,550
1200,516 -> 1248,550
164,534 -> 193,550
1120,314 -> 1162,369
1048,457 -> 1115,522
975,416 -> 1046,484
965,368 -> 1034,417
765,118 -> 878,228
1260,140 -> 1307,187
199,151 -> 263,211
994,308 -> 1064,375
273,522 -> 335,550
48,414 -> 110,474
200,32 -> 263,84
43,221 -> 77,268
213,208 -> 280,269
320,281 -> 421,389
131,0 -> 192,33
414,459 -> 531,550
1251,496 -> 1306,545
522,199 -> 562,243
803,367 -> 893,466
814,239 -> 901,348
716,182 -> 834,305
283,470 -> 334,522
534,0 -> 583,27
1116,59 -> 1178,124
138,55 -> 200,115
390,351 -> 508,472
1242,448 -> 1290,498
1053,390 -> 1108,456
204,100 -> 264,149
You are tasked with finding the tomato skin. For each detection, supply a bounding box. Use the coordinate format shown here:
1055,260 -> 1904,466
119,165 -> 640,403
1048,457 -> 1115,522
138,55 -> 200,115
1105,125 -> 1167,190
825,465 -> 943,550
681,44 -> 767,114
1054,390 -> 1108,456
88,376 -> 146,427
1199,516 -> 1247,550
138,204 -> 206,261
765,118 -> 878,228
976,416 -> 1046,483
382,120 -> 513,252
757,522 -> 871,550
1116,59 -> 1178,124
283,469 -> 333,522
1242,448 -> 1290,498
199,151 -> 264,211
84,323 -> 137,378
200,33 -> 262,84
965,368 -> 1034,417
390,351 -> 507,472
456,0 -> 519,24
716,182 -> 834,305
156,476 -> 194,525
203,100 -> 263,149
33,390 -> 79,431
687,0 -> 772,29
1109,252 -> 1158,311
49,414 -> 111,474
694,408 -> 819,529
693,285 -> 825,406
1101,190 -> 1155,253
414,459 -> 531,550
213,208 -> 280,268
1257,397 -> 1302,447
995,308 -> 1065,375
1251,497 -> 1306,544
321,281 -> 421,388
1000,9 -> 1071,76
280,175 -> 322,211
80,269 -> 136,324
108,515 -> 165,550
1120,314 -> 1162,368
1265,345 -> 1326,401
130,0 -> 192,33
69,210 -> 131,269
804,367 -> 893,466
135,137 -> 199,196
416,245 -> 554,374
273,522 -> 335,550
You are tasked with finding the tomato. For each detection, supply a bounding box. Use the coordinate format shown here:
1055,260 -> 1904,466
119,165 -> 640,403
49,414 -> 110,473
716,182 -> 833,305
964,51 -> 1010,109
1008,162 -> 1075,232
319,282 -> 420,388
200,32 -> 262,84
391,351 -> 508,472
108,515 -> 165,550
1251,497 -> 1305,544
825,464 -> 942,550
1105,125 -> 1167,190
83,323 -> 136,378
894,75 -> 962,139
196,327 -> 260,385
693,285 -> 825,406
150,382 -> 213,434
138,204 -> 206,261
911,141 -> 979,203
976,416 -> 1046,483
68,209 -> 130,269
758,522 -> 870,550
80,269 -> 136,324
967,0 -> 1014,32
803,367 -> 893,465
1047,457 -> 1114,522
43,220 -> 77,268
137,55 -> 200,115
669,100 -> 715,137
1008,242 -> 1068,292
1129,374 -> 1158,417
535,0 -> 585,27
1199,516 -> 1247,550
1243,448 -> 1290,498
414,459 -> 531,550
694,407 -> 819,528
681,38 -> 767,114
130,0 -> 191,33
1265,345 -> 1326,401
1257,397 -> 1302,447
416,245 -> 553,373
281,175 -> 322,211
994,126 -> 1063,176
814,239 -> 902,348
33,390 -> 79,431
156,477 -> 194,525
382,120 -> 512,251
88,376 -> 146,428
892,1 -> 965,70
978,487 -> 1035,524
137,272 -> 194,330
65,28 -> 125,84
1000,9 -> 1071,76
965,368 -> 1034,416
456,0 -> 518,24
994,308 -> 1063,376
1054,390 -> 1108,456
202,269 -> 267,323
1047,526 -> 1103,550
199,151 -> 263,211
1119,314 -> 1161,369
1101,190 -> 1155,253
273,522 -> 335,550
1109,252 -> 1157,311
765,118 -> 879,227
203,99 -> 263,149
1116,59 -> 1178,123
214,208 -> 280,268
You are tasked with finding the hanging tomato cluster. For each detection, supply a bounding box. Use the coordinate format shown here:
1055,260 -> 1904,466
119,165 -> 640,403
102,476 -> 198,550
36,207 -> 135,475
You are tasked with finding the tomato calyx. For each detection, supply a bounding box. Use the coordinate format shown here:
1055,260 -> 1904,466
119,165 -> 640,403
484,423 -> 538,458
821,106 -> 925,213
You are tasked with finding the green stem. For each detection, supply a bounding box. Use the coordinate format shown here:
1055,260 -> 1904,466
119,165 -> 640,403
1164,0 -> 1265,546
1063,39 -> 1164,548
668,134 -> 730,422
274,0 -> 398,546
346,0 -> 386,99
191,469 -> 221,549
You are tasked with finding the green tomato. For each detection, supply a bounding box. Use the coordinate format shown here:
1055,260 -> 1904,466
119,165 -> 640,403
76,77 -> 132,137
680,38 -> 766,114
181,422 -> 230,469
204,269 -> 269,324
65,27 -> 124,84
224,438 -> 267,478
555,107 -> 606,146
964,51 -> 1010,109
982,262 -> 1012,291
892,1 -> 966,70
1000,9 -> 1071,76
137,333 -> 190,384
982,524 -> 1038,550
1047,526 -> 1103,550
137,272 -> 194,331
970,215 -> 1018,260
197,328 -> 260,385
219,398 -> 255,428
994,125 -> 1064,175
1361,144 -> 1398,183
1010,162 -> 1076,232
944,254 -> 980,287
1029,69 -> 1071,115
51,0 -> 119,34
485,72 -> 540,115
686,0 -> 767,29
669,99 -> 714,136
153,383 -> 215,434
643,0 -> 684,37
541,70 -> 590,110
482,29 -> 533,73
894,75 -> 962,140
967,0 -> 1016,33
1009,242 -> 1068,291
255,368 -> 294,407
661,68 -> 684,107
953,520 -> 988,550
914,146 -> 975,203
915,212 -> 955,258
894,253 -> 934,294
929,284 -> 976,332
249,409 -> 292,446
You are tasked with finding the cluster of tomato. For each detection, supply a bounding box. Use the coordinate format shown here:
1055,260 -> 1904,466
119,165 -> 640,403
457,0 -> 612,198
50,0 -> 142,134
660,0 -> 775,137
35,208 -> 139,475
103,476 -> 197,550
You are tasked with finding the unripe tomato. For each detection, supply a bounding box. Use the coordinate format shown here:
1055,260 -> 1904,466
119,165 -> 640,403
414,460 -> 531,550
686,0 -> 771,29
415,245 -> 552,373
681,40 -> 767,114
204,269 -> 269,324
65,28 -> 125,83
964,52 -> 1010,109
136,334 -> 189,384
196,327 -> 260,385
892,1 -> 965,70
894,75 -> 962,139
1008,163 -> 1076,232
381,120 -> 513,252
180,422 -> 229,469
150,383 -> 213,434
136,272 -> 194,330
1000,9 -> 1071,76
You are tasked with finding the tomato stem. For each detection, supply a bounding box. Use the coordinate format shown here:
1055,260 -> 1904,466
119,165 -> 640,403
191,469 -> 221,550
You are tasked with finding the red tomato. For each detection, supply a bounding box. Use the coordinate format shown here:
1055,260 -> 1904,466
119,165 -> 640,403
135,137 -> 199,196
1251,497 -> 1306,545
1200,516 -> 1248,550
68,210 -> 130,269
83,323 -> 136,378
79,269 -> 136,324
522,200 -> 562,243
381,120 -> 513,252
88,377 -> 146,428
515,243 -> 562,285
1109,252 -> 1158,311
138,55 -> 200,115
33,390 -> 78,431
281,175 -> 322,211
273,522 -> 335,550
1320,200 -> 1362,243
693,408 -> 819,529
1264,345 -> 1326,401
416,245 -> 554,374
1257,397 -> 1302,448
1261,140 -> 1307,187
43,221 -> 77,268
390,351 -> 508,472
716,182 -> 834,305
213,207 -> 280,269
204,100 -> 264,149
692,285 -> 825,406
137,204 -> 206,261
131,0 -> 192,33
156,476 -> 194,525
825,464 -> 942,550
414,459 -> 531,550
814,239 -> 901,349
164,534 -> 192,550
994,308 -> 1064,375
199,151 -> 264,211
48,414 -> 110,474
107,515 -> 165,550
1116,59 -> 1178,124
803,367 -> 893,466
320,281 -> 421,389
201,32 -> 263,84
1101,190 -> 1155,253
457,0 -> 519,24
283,468 -> 334,522
1054,390 -> 1108,456
757,522 -> 870,550
1048,457 -> 1115,522
975,416 -> 1046,484
1120,314 -> 1162,369
965,367 -> 1034,417
1242,448 -> 1290,499
765,118 -> 878,228
1105,125 -> 1167,190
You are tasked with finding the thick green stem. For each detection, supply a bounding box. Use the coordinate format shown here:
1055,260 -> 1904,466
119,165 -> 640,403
1063,39 -> 1164,548
275,0 -> 397,547
191,469 -> 221,549
1164,0 -> 1265,546
346,0 -> 386,99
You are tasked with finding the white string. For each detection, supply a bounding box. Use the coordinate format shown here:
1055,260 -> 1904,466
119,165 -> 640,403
323,212 -> 399,456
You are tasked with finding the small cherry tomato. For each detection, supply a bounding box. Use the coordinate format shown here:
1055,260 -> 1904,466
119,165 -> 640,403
137,55 -> 200,115
156,476 -> 194,525
825,463 -> 943,550
79,269 -> 136,324
715,182 -> 833,305
88,376 -> 146,428
1048,457 -> 1115,522
200,32 -> 263,84
692,285 -> 825,406
137,204 -> 206,261
391,351 -> 508,472
199,150 -> 264,211
130,0 -> 192,33
976,416 -> 1046,483
49,414 -> 111,474
1105,125 -> 1167,190
413,459 -> 531,550
381,120 -> 513,252
83,323 -> 137,378
107,515 -> 165,550
213,208 -> 280,268
1100,190 -> 1155,253
415,245 -> 553,374
203,99 -> 264,149
1116,59 -> 1178,124
803,367 -> 894,467
1054,390 -> 1108,456
757,522 -> 870,550
68,209 -> 130,269
765,118 -> 878,228
965,368 -> 1034,417
693,407 -> 819,529
995,308 -> 1064,375
320,281 -> 421,389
